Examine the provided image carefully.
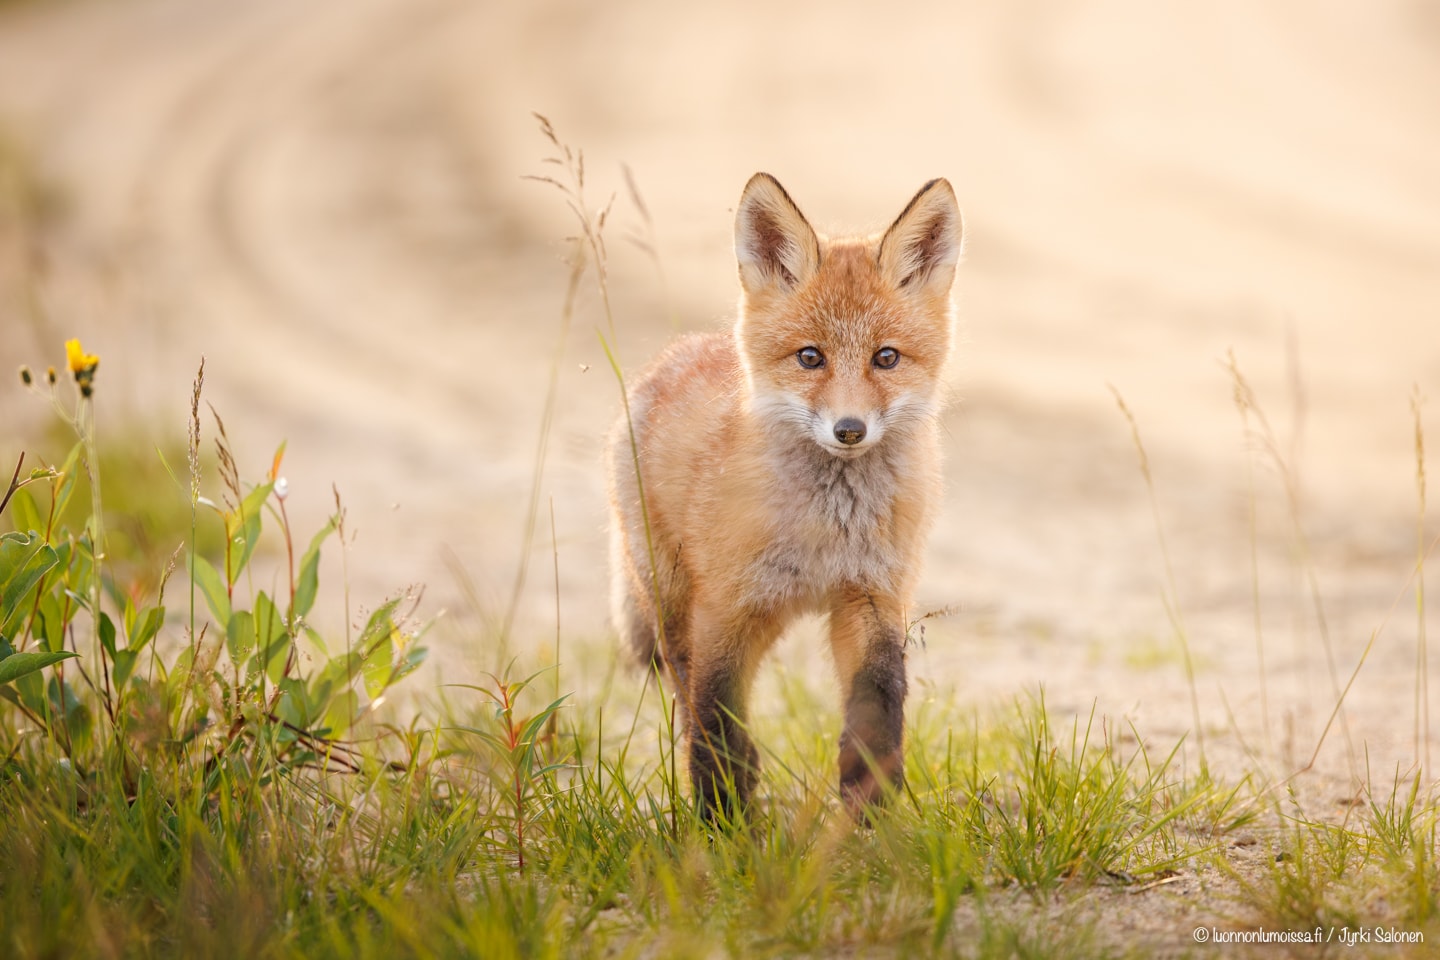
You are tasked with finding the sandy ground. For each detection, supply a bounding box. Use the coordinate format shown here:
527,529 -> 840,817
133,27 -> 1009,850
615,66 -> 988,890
1,0 -> 1439,809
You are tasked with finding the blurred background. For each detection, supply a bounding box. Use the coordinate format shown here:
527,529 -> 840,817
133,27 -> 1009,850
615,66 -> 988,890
1,0 -> 1437,781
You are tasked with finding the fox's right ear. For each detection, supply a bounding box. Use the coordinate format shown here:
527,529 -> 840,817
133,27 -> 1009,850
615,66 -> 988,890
735,173 -> 820,295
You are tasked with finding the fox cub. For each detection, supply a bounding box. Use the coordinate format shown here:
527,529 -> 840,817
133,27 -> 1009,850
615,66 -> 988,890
607,173 -> 961,820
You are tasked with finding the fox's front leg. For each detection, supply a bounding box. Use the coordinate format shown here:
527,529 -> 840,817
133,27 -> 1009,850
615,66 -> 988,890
684,606 -> 774,823
829,587 -> 909,817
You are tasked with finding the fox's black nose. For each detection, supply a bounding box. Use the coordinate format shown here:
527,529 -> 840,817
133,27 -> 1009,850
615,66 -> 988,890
834,418 -> 867,445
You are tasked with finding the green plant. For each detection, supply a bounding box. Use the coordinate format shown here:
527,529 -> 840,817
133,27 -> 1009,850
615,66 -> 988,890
2,344 -> 427,789
452,665 -> 569,870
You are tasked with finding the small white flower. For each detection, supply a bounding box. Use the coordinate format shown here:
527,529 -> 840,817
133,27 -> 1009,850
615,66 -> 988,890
275,477 -> 289,501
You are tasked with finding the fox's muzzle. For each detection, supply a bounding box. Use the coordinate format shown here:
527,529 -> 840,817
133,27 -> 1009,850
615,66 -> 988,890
833,417 -> 867,445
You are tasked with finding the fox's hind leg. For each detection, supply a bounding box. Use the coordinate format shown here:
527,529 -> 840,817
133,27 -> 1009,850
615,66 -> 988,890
611,578 -> 654,668
610,523 -> 694,687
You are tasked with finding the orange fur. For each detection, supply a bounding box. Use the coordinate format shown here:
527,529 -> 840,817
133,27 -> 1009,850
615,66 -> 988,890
607,173 -> 962,820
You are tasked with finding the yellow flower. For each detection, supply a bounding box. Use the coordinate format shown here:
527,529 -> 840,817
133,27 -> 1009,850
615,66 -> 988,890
65,338 -> 100,374
65,338 -> 99,397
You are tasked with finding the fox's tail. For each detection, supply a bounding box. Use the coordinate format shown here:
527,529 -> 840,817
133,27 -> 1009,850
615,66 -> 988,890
610,525 -> 661,668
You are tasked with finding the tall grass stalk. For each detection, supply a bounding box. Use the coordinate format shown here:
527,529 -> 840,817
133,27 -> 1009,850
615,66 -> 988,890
621,162 -> 679,331
186,359 -> 204,679
1228,350 -> 1272,755
1109,385 -> 1206,767
497,234 -> 585,651
550,494 -> 562,718
78,374 -> 110,720
1224,354 -> 1356,779
1413,385 -> 1429,781
526,115 -> 701,826
333,483 -> 355,700
1293,524 -> 1440,782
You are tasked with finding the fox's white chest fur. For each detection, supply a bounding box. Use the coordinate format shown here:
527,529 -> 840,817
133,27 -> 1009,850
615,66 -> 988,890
744,439 -> 906,609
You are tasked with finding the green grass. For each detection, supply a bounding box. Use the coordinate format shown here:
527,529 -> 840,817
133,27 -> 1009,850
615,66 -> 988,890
0,630 -> 1222,958
5,404 -> 1429,955
3,371 -> 1437,960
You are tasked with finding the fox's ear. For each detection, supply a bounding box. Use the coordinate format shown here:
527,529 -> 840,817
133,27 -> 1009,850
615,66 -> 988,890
878,179 -> 962,294
735,173 -> 820,294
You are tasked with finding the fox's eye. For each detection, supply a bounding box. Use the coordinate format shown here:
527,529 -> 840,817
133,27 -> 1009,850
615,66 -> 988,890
873,347 -> 900,369
797,346 -> 826,369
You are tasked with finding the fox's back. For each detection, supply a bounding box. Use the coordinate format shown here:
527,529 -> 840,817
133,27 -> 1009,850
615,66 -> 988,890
625,332 -> 742,475
614,331 -> 745,539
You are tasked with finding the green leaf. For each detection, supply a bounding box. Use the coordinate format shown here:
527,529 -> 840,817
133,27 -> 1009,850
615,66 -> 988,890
291,520 -> 333,620
51,538 -> 72,579
121,592 -> 137,643
63,539 -> 97,614
361,628 -> 393,700
36,592 -> 64,653
254,591 -> 290,683
190,554 -> 231,627
276,677 -> 310,727
227,609 -> 256,665
358,598 -> 402,649
0,649 -> 78,686
50,443 -> 83,526
7,487 -> 43,537
392,645 -> 428,685
519,695 -> 569,746
318,650 -> 364,693
14,668 -> 44,714
128,605 -> 165,653
0,531 -> 59,637
226,482 -> 272,584
167,645 -> 195,702
304,624 -> 327,656
112,648 -> 138,688
357,601 -> 403,700
321,688 -> 357,738
305,672 -> 334,718
48,675 -> 90,742
99,611 -> 117,658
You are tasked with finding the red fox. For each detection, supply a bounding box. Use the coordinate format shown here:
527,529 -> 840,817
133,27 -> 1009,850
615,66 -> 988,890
607,173 -> 961,821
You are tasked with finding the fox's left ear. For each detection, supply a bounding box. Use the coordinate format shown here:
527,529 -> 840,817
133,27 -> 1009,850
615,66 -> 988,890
878,179 -> 962,294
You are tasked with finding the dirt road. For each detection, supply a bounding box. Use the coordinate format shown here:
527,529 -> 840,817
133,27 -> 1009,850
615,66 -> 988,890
1,0 -> 1438,784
